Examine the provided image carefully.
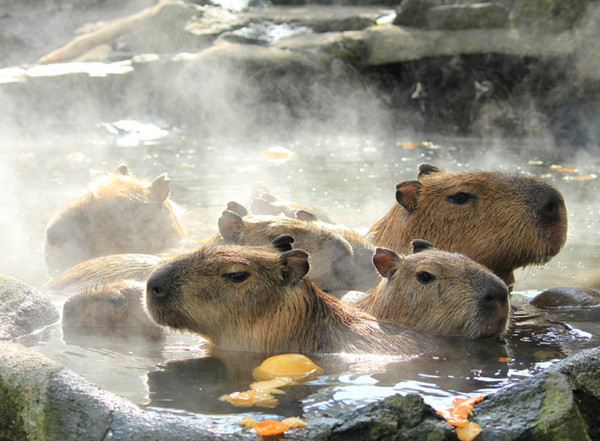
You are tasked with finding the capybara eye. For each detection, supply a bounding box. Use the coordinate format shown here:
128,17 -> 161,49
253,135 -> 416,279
108,295 -> 127,307
222,271 -> 251,283
416,271 -> 435,284
446,192 -> 476,205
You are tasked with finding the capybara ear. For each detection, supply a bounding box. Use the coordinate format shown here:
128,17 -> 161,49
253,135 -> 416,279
250,183 -> 271,199
226,201 -> 248,217
372,247 -> 401,279
279,249 -> 309,285
150,174 -> 170,202
417,163 -> 441,179
218,210 -> 245,242
114,164 -> 132,176
295,209 -> 318,222
395,181 -> 422,213
250,198 -> 275,214
259,192 -> 278,203
412,239 -> 435,253
270,234 -> 295,252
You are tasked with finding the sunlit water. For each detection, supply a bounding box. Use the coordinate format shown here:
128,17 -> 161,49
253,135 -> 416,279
2,121 -> 600,431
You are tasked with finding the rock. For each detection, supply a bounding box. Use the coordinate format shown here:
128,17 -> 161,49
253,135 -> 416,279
329,394 -> 455,440
365,24 -> 575,65
530,287 -> 600,308
425,3 -> 510,30
472,347 -> 600,440
0,274 -> 59,340
242,5 -> 390,33
512,0 -> 589,30
393,0 -> 445,28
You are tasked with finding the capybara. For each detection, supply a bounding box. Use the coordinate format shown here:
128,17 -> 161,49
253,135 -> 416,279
367,164 -> 568,287
212,208 -> 379,292
249,186 -> 335,224
62,280 -> 166,340
344,239 -> 510,339
47,253 -> 169,294
145,237 -> 435,356
529,287 -> 600,308
45,165 -> 187,274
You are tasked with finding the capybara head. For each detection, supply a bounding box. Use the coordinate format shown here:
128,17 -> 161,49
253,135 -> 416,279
358,240 -> 510,339
215,208 -> 379,292
62,280 -> 166,340
367,164 -> 567,286
250,195 -> 334,224
146,237 -> 313,352
145,237 -> 431,355
45,165 -> 187,274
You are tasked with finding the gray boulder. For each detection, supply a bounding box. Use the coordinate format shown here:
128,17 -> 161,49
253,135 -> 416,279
0,274 -> 59,340
426,3 -> 510,30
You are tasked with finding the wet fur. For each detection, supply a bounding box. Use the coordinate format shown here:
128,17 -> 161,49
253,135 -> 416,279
367,168 -> 567,285
350,247 -> 510,339
45,166 -> 187,273
146,244 -> 431,356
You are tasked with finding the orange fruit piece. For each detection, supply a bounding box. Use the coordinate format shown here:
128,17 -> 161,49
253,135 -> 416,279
253,419 -> 289,436
456,421 -> 482,441
438,395 -> 485,427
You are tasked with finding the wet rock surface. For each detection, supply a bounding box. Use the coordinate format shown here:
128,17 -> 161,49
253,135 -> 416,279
0,274 -> 59,340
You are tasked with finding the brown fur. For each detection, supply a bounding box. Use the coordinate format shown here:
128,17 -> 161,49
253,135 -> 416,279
210,210 -> 379,292
346,241 -> 510,339
45,165 -> 187,274
145,243 -> 434,356
367,165 -> 568,286
62,280 -> 166,340
47,252 -> 186,293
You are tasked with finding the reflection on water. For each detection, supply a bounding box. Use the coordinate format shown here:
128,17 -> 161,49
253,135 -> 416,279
2,123 -> 599,429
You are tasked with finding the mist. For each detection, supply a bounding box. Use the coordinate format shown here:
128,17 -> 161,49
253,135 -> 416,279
0,0 -> 599,294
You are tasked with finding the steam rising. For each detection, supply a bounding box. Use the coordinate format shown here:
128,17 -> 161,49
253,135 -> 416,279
0,1 -> 599,294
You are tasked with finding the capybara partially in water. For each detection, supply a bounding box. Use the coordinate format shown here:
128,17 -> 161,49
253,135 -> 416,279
212,208 -> 379,292
367,164 -> 568,287
47,253 -> 169,294
249,189 -> 335,224
62,280 -> 166,340
344,240 -> 510,339
145,237 -> 434,355
45,165 -> 187,274
529,287 -> 600,308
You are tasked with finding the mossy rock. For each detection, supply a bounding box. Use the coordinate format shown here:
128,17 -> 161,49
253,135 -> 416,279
512,0 -> 589,29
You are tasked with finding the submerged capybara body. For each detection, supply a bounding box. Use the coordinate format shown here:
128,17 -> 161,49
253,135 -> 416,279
250,189 -> 335,224
145,238 -> 434,356
62,280 -> 166,340
212,208 -> 379,292
47,253 -> 169,294
367,164 -> 568,286
45,165 -> 187,274
345,240 -> 510,339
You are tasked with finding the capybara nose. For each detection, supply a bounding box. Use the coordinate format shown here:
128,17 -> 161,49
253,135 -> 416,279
147,271 -> 171,301
538,192 -> 564,224
479,283 -> 509,311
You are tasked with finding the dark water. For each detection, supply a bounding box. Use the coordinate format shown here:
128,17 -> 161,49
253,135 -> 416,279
2,121 -> 599,430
